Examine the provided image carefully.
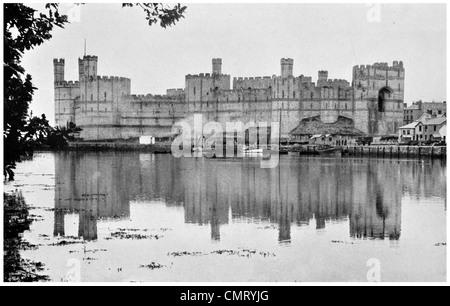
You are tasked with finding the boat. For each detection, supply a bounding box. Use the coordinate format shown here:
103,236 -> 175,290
316,145 -> 339,155
241,145 -> 264,155
153,146 -> 172,154
278,147 -> 290,155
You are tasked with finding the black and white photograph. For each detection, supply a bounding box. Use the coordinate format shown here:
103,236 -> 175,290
2,1 -> 447,287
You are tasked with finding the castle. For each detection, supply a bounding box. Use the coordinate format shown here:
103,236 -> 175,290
54,55 -> 405,140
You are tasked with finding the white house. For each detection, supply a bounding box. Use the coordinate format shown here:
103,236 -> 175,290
398,121 -> 421,143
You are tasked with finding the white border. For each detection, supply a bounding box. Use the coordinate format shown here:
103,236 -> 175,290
1,0 -> 448,286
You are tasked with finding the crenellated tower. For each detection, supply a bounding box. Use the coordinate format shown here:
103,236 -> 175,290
185,58 -> 230,102
317,70 -> 328,86
78,55 -> 98,82
212,58 -> 222,75
280,58 -> 294,78
352,61 -> 405,135
54,58 -> 65,83
54,58 -> 80,127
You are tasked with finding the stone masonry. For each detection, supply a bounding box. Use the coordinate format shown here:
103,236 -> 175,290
54,55 -> 405,140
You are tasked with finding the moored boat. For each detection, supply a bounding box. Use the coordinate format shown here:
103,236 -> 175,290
316,145 -> 339,155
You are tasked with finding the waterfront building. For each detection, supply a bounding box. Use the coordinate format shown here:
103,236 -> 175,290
403,100 -> 447,125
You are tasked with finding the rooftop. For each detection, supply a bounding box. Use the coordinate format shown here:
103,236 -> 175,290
399,122 -> 422,129
290,116 -> 365,136
423,117 -> 447,126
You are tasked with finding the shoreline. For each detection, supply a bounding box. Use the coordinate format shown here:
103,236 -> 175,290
37,142 -> 447,159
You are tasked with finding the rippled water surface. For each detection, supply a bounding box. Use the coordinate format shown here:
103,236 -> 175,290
4,152 -> 446,282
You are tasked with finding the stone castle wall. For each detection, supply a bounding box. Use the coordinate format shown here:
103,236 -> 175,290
54,56 -> 405,140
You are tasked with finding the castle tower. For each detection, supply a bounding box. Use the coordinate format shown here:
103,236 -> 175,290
318,70 -> 328,85
54,58 -> 65,83
280,58 -> 294,78
78,55 -> 98,81
212,58 -> 222,75
54,58 -> 80,128
352,61 -> 405,135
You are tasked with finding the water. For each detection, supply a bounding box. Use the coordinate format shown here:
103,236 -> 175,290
3,151 -> 447,282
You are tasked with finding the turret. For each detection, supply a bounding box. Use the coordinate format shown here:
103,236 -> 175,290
318,70 -> 328,84
280,58 -> 294,78
78,55 -> 98,81
53,58 -> 65,83
212,58 -> 222,75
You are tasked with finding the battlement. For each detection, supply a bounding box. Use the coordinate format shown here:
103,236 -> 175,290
353,61 -> 405,72
185,73 -> 230,79
53,58 -> 65,64
55,80 -> 80,87
320,79 -> 350,87
92,75 -> 131,82
212,58 -> 222,64
225,87 -> 270,93
167,88 -> 185,97
318,70 -> 328,75
281,58 -> 294,64
128,93 -> 183,102
79,55 -> 98,61
234,76 -> 272,81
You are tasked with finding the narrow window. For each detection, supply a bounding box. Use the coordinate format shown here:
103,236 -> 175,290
293,91 -> 296,98
91,93 -> 93,101
104,92 -> 107,98
194,87 -> 196,95
282,91 -> 284,98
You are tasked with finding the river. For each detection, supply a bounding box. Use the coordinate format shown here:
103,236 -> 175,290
3,152 -> 446,282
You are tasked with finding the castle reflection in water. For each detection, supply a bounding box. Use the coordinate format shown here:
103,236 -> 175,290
54,152 -> 446,242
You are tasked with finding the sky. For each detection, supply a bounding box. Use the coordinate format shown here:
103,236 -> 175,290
21,3 -> 447,125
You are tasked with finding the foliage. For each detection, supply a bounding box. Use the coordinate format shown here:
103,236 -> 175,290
4,191 -> 50,282
122,3 -> 187,28
4,4 -> 68,171
23,114 -> 82,150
